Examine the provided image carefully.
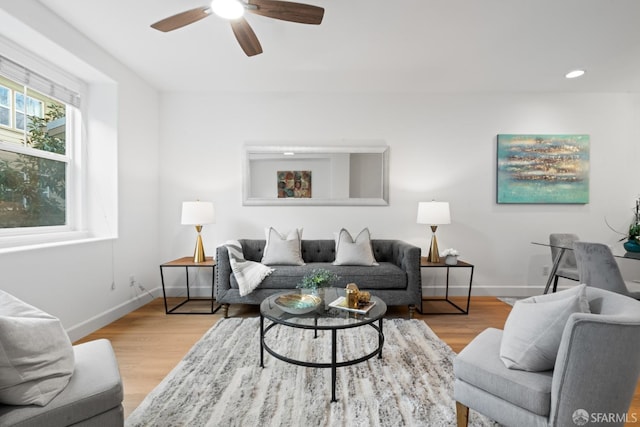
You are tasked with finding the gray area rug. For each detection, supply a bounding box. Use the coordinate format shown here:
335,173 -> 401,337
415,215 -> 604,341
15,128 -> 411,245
126,317 -> 495,426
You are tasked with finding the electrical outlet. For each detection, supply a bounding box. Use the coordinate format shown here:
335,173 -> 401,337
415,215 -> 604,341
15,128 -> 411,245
542,266 -> 550,276
129,275 -> 135,287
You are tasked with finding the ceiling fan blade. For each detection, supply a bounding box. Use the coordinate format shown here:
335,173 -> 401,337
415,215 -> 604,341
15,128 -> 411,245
248,0 -> 324,25
230,18 -> 263,57
151,7 -> 212,32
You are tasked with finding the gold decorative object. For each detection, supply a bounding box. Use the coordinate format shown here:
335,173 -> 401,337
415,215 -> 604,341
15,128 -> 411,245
345,283 -> 359,308
357,291 -> 371,306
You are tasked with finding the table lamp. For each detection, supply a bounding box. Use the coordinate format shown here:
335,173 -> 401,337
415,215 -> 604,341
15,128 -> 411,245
181,201 -> 215,263
417,201 -> 451,263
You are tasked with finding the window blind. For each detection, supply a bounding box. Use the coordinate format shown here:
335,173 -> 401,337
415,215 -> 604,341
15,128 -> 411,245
0,54 -> 81,108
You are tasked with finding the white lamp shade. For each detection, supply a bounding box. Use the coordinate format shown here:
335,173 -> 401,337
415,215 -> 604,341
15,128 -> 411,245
181,201 -> 215,225
417,201 -> 451,225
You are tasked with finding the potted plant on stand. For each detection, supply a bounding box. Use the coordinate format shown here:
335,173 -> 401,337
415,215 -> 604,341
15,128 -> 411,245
624,197 -> 640,253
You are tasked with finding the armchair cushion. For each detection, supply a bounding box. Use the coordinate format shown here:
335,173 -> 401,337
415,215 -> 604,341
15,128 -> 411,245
499,284 -> 589,372
454,328 -> 553,416
0,291 -> 74,406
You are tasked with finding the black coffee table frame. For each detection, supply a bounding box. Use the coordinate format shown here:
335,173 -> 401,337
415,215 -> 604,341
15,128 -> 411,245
259,293 -> 385,403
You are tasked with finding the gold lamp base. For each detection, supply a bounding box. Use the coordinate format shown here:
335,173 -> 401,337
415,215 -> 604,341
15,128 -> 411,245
427,225 -> 441,263
192,225 -> 206,263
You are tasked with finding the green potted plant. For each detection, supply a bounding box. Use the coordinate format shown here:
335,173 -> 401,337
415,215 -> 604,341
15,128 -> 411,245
623,197 -> 640,252
297,268 -> 340,290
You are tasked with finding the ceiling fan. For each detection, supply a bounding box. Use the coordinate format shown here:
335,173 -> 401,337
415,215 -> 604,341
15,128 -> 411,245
150,0 -> 325,57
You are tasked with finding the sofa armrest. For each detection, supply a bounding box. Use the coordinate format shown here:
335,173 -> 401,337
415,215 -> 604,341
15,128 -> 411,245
373,240 -> 422,305
396,241 -> 422,305
215,245 -> 232,298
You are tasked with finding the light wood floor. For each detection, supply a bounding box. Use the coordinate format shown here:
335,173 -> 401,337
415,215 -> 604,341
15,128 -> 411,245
75,297 -> 640,423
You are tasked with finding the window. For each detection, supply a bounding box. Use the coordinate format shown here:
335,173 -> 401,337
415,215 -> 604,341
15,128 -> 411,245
15,92 -> 44,131
0,85 -> 9,127
0,56 -> 78,232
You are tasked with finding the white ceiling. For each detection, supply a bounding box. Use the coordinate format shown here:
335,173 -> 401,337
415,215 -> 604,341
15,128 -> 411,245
37,0 -> 640,93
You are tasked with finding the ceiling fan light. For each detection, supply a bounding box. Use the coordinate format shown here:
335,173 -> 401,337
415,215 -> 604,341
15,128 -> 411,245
211,0 -> 245,20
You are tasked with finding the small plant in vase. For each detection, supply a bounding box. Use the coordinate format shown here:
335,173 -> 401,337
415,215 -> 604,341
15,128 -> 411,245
441,248 -> 459,265
625,197 -> 640,252
297,268 -> 340,291
606,196 -> 640,253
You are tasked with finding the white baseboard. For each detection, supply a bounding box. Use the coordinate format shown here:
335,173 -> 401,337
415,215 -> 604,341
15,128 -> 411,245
66,288 -> 161,342
66,286 -> 215,341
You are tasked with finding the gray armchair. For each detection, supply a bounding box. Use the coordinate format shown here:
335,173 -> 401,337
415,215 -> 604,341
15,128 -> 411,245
549,233 -> 580,292
0,339 -> 124,426
573,241 -> 640,300
454,287 -> 640,427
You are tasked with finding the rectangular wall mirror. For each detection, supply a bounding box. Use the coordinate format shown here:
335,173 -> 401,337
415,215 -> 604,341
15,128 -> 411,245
243,145 -> 389,206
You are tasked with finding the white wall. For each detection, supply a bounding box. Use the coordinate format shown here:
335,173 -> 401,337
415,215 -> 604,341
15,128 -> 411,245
0,2 -> 160,340
159,91 -> 640,296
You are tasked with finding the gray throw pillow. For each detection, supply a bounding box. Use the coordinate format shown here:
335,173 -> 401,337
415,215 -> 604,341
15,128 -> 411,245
499,284 -> 590,372
261,227 -> 305,265
333,228 -> 379,266
0,290 -> 75,406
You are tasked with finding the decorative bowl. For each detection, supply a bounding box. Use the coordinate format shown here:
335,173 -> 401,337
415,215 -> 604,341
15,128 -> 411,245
274,293 -> 321,314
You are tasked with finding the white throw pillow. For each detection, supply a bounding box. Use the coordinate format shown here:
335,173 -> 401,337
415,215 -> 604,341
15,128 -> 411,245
0,291 -> 75,406
499,284 -> 590,372
261,227 -> 305,265
333,228 -> 379,266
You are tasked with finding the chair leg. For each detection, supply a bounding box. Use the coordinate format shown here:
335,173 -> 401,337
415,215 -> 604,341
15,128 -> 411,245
222,304 -> 230,318
456,401 -> 469,427
552,275 -> 559,293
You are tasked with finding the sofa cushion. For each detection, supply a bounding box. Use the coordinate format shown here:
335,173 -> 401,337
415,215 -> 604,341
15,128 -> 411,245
261,227 -> 305,266
333,228 -> 378,266
454,328 -> 553,417
229,262 -> 407,290
0,291 -> 75,406
499,284 -> 590,372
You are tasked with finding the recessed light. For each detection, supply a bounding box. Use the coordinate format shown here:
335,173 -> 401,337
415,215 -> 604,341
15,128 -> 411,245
565,69 -> 585,79
283,152 -> 295,156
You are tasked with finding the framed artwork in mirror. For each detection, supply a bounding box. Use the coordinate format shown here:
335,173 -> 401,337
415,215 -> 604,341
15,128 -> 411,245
278,171 -> 311,198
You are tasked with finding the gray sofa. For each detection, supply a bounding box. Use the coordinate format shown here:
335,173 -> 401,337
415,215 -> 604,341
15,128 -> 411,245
215,239 -> 422,317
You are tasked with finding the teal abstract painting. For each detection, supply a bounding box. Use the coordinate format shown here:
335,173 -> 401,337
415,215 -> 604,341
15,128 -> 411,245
497,134 -> 589,204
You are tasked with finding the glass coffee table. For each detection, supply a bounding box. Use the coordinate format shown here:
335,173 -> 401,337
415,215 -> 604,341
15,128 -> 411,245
259,287 -> 387,402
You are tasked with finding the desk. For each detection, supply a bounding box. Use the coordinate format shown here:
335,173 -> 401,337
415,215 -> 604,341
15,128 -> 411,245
418,257 -> 474,315
532,242 -> 640,294
159,256 -> 221,314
